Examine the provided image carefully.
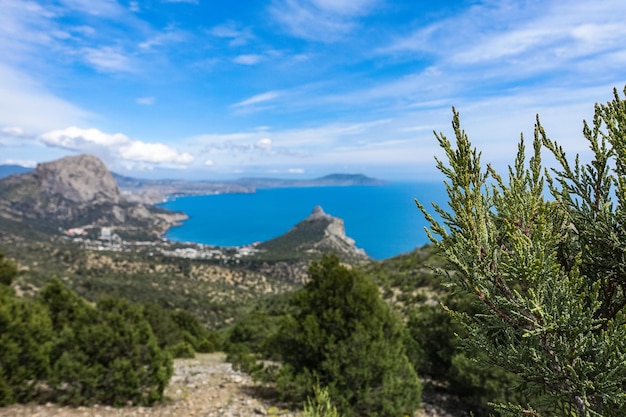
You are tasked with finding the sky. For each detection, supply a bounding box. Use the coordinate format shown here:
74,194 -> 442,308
1,0 -> 625,180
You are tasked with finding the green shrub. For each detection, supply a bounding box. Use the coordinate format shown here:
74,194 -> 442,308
273,254 -> 421,417
417,88 -> 626,415
168,341 -> 195,359
303,384 -> 341,417
39,279 -> 173,406
0,252 -> 18,286
142,302 -> 184,349
0,286 -> 53,405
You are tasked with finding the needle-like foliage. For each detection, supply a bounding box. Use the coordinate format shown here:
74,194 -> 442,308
417,87 -> 626,416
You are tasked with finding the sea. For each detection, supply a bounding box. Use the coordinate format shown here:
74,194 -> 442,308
158,182 -> 448,260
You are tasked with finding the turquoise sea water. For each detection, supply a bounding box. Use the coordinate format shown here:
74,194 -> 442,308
159,182 -> 448,260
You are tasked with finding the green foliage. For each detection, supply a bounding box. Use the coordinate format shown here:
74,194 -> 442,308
0,252 -> 18,286
224,311 -> 283,359
0,285 -> 53,405
417,87 -> 626,416
39,279 -> 173,406
142,302 -> 186,349
225,344 -> 264,376
167,341 -> 195,359
303,384 -> 341,417
405,295 -> 531,415
273,254 -> 421,417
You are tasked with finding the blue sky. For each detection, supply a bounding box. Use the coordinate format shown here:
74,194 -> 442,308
1,0 -> 625,180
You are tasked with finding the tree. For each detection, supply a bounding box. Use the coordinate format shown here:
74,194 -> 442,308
0,252 -> 18,286
274,254 -> 421,417
40,280 -> 173,406
0,286 -> 53,405
417,87 -> 626,416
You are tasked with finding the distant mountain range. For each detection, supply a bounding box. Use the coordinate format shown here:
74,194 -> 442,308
0,160 -> 385,205
0,164 -> 32,178
113,172 -> 385,204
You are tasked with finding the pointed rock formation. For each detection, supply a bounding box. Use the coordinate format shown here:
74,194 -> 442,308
257,206 -> 368,261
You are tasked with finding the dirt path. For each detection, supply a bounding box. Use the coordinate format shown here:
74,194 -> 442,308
0,353 -> 297,417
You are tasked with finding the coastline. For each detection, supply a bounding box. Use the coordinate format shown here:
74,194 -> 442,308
155,182 -> 441,260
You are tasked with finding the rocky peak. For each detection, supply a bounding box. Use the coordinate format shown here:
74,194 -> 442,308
34,154 -> 121,204
308,205 -> 328,219
258,206 -> 368,262
0,154 -> 185,237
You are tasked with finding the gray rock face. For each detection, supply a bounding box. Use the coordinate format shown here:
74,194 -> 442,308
35,154 -> 122,204
258,205 -> 368,261
0,154 -> 185,236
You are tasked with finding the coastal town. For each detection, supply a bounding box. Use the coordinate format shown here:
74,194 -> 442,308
62,226 -> 262,261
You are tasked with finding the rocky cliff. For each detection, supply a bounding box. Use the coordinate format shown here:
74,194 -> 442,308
257,206 -> 368,262
0,154 -> 185,236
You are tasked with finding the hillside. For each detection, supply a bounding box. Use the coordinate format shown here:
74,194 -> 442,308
0,204 -> 369,327
0,154 -> 186,238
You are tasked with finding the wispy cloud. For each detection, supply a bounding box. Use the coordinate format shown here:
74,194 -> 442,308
82,46 -> 134,72
58,0 -> 127,17
161,0 -> 199,4
139,27 -> 188,50
0,64 -> 92,132
232,54 -> 264,65
136,96 -> 156,105
231,91 -> 280,109
269,0 -> 379,42
380,0 -> 626,84
209,22 -> 254,47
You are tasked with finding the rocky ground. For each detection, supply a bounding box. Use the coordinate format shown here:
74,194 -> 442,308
0,353 -> 457,417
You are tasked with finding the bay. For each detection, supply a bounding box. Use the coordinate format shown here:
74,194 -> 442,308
158,182 -> 448,260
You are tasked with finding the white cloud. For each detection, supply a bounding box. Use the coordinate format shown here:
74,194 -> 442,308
310,0 -> 377,15
204,159 -> 215,166
83,46 -> 133,72
41,127 -> 130,149
232,54 -> 263,65
136,96 -> 156,105
255,138 -> 273,152
269,0 -> 378,42
139,28 -> 188,50
209,22 -> 254,47
231,91 -> 280,109
58,0 -> 127,17
1,158 -> 36,167
380,0 -> 626,81
129,1 -> 139,12
288,168 -> 305,174
2,126 -> 26,137
40,126 -> 194,166
119,141 -> 193,164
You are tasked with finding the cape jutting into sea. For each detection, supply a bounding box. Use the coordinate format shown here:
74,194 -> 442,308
158,182 -> 448,260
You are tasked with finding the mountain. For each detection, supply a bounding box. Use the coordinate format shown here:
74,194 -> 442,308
113,172 -> 385,204
233,173 -> 385,189
0,154 -> 185,237
0,164 -> 32,179
256,205 -> 369,262
112,173 -> 254,204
